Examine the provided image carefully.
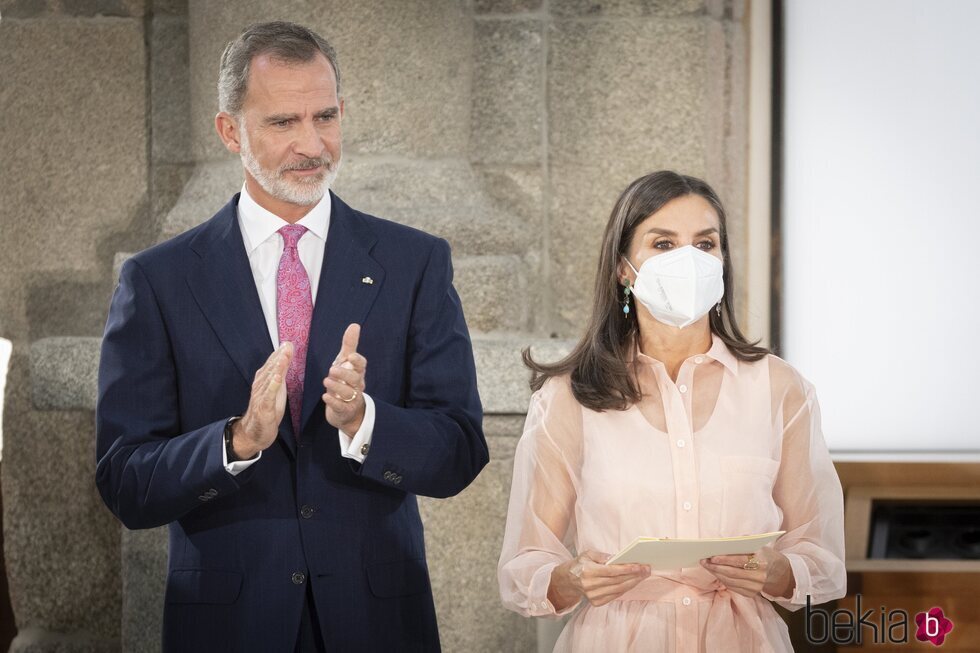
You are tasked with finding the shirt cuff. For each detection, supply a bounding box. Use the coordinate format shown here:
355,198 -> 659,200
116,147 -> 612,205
527,561 -> 580,618
222,425 -> 261,476
762,552 -> 812,607
339,393 -> 375,463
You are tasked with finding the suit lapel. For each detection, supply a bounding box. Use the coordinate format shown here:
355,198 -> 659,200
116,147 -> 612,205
186,195 -> 297,456
299,193 -> 385,434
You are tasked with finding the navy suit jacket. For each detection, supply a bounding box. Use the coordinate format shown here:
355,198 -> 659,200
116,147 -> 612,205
95,192 -> 488,652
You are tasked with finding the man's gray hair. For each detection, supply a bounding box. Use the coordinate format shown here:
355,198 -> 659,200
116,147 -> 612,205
218,21 -> 341,116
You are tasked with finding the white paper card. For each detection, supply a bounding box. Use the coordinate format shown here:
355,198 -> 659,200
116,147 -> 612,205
606,531 -> 785,569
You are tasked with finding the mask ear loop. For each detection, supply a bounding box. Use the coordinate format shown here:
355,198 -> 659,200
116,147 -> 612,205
622,256 -> 640,276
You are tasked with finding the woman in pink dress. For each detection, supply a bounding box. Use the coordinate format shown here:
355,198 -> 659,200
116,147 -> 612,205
498,171 -> 846,652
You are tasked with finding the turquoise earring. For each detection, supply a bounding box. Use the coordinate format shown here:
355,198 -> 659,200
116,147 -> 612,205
622,279 -> 632,318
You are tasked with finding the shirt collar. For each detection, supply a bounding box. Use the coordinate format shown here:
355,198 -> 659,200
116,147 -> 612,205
237,183 -> 331,253
632,334 -> 740,376
706,335 -> 739,376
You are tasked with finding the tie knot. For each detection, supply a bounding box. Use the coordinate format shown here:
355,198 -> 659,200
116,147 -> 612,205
278,224 -> 308,249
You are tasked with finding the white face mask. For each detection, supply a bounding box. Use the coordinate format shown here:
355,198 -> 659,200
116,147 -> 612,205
624,245 -> 725,328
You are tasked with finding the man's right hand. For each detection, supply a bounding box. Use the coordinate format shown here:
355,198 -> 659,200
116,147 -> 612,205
230,342 -> 294,460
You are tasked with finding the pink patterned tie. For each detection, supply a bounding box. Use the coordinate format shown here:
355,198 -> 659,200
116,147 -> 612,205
276,224 -> 312,435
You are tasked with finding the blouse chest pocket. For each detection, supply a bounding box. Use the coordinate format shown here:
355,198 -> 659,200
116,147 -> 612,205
723,455 -> 779,478
719,455 -> 782,536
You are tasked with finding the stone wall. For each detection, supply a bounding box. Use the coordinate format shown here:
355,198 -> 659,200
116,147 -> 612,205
1,2 -> 149,651
2,1 -> 749,651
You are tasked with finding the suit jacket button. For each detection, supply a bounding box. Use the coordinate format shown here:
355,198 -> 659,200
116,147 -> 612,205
198,495 -> 208,502
206,489 -> 217,497
383,471 -> 392,481
292,572 -> 306,585
300,505 -> 314,519
393,475 -> 402,485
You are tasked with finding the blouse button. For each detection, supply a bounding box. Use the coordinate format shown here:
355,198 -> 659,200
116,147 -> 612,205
694,356 -> 704,364
683,501 -> 692,511
682,597 -> 692,606
677,439 -> 685,448
679,384 -> 688,393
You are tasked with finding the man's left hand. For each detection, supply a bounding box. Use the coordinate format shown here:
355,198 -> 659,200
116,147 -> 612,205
322,323 -> 367,434
699,547 -> 795,599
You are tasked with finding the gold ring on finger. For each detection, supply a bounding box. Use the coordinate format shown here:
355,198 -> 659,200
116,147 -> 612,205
742,555 -> 760,570
341,389 -> 358,403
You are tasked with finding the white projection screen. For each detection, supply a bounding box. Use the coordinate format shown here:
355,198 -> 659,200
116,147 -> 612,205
781,0 -> 980,457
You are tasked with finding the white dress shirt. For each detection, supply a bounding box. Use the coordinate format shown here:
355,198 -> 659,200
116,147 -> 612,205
224,184 -> 375,474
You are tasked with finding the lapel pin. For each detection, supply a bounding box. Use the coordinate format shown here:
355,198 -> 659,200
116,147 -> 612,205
361,276 -> 374,285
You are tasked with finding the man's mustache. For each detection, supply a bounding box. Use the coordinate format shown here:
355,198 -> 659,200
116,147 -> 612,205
281,157 -> 331,172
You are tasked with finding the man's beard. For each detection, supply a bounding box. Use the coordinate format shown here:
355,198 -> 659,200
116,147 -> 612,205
239,127 -> 341,206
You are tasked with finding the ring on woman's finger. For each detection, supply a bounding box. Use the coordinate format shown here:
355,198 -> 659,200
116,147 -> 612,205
742,555 -> 760,570
570,562 -> 584,578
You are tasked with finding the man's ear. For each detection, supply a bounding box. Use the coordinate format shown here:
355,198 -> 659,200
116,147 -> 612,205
215,111 -> 242,154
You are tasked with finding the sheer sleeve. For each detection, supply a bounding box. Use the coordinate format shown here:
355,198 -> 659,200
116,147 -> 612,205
498,376 -> 583,618
764,358 -> 847,611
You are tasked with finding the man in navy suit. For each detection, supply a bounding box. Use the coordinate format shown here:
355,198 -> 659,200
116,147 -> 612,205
95,21 -> 488,652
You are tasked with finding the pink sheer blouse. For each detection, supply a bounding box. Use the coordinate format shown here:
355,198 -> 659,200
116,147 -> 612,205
498,337 -> 846,652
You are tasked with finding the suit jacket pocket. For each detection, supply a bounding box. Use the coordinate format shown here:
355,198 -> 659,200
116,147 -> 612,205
165,569 -> 243,605
365,558 -> 430,598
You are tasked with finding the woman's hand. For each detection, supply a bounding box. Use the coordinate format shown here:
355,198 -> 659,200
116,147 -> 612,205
548,551 -> 651,610
700,547 -> 795,599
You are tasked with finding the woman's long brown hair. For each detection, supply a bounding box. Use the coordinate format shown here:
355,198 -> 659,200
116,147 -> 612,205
524,171 -> 769,411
